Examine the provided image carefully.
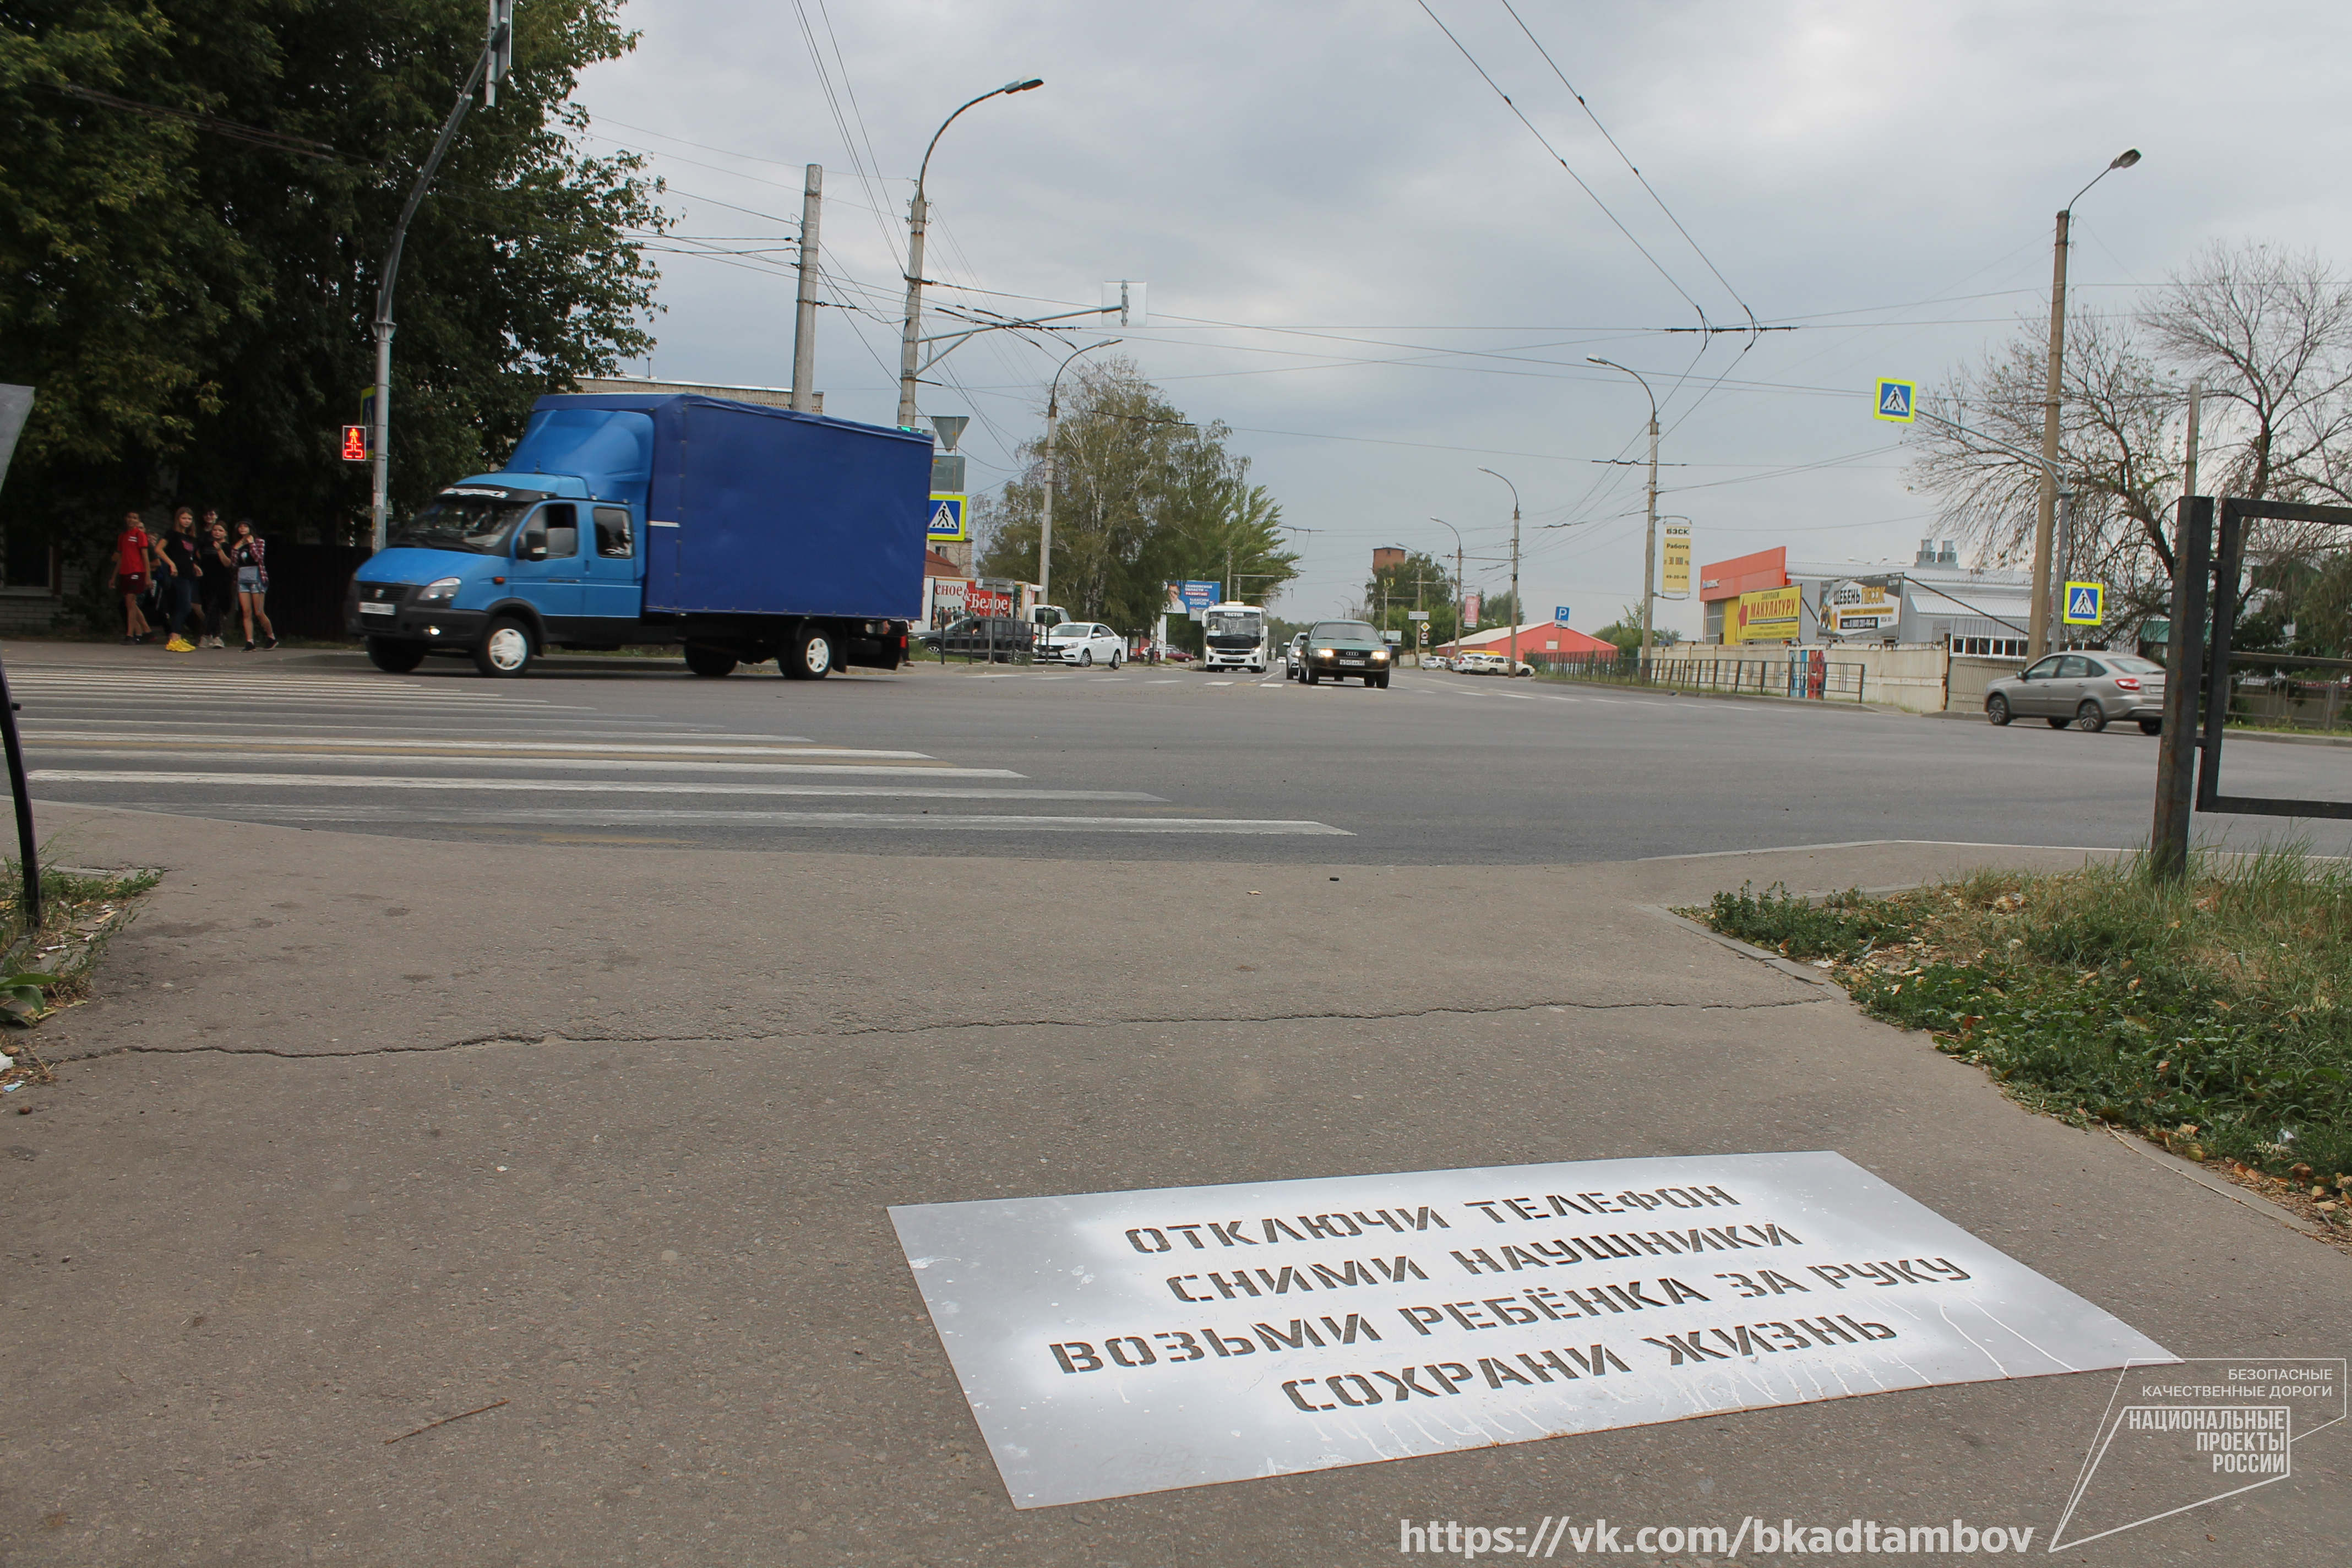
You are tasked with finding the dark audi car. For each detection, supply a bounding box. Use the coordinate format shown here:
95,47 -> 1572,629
1300,619 -> 1393,687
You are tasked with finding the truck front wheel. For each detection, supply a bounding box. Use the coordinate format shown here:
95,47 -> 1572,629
684,643 -> 738,678
785,624 -> 834,679
472,616 -> 535,678
366,638 -> 427,674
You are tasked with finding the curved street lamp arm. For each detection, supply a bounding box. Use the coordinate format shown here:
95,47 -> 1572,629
1586,357 -> 1657,422
917,78 -> 1046,195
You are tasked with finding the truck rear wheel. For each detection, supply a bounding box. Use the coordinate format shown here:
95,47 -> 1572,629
785,624 -> 834,679
366,638 -> 426,674
472,616 -> 535,678
684,643 -> 738,678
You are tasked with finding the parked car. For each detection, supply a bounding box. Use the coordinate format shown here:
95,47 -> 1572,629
1299,619 -> 1393,687
1456,650 -> 1533,677
1283,631 -> 1310,679
917,616 -> 1033,662
1985,652 -> 2166,733
1039,621 -> 1126,668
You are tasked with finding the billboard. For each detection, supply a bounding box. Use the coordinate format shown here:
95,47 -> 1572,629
1661,522 -> 1691,596
1826,582 -> 1896,637
1163,580 -> 1219,620
1462,591 -> 1481,630
1728,584 -> 1802,643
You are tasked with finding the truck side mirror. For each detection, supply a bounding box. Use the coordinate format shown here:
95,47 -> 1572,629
521,530 -> 547,561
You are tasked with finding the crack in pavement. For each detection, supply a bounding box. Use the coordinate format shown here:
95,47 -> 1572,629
42,993 -> 1830,1064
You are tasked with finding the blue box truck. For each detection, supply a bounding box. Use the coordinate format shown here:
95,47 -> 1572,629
344,392 -> 932,678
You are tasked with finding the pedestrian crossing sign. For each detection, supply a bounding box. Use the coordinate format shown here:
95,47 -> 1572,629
2064,581 -> 2105,625
1874,378 -> 1916,423
927,493 -> 967,543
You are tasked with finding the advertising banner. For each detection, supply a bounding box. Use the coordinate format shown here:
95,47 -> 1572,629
1462,592 -> 1482,630
1662,523 -> 1691,596
1163,580 -> 1219,620
891,1151 -> 2169,1509
1728,585 -> 1802,643
1825,582 -> 1896,637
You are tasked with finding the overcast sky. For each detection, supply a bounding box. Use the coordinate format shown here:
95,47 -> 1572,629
573,0 -> 2352,633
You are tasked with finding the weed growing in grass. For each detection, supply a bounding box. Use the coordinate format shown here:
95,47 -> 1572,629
1698,851 -> 2352,1184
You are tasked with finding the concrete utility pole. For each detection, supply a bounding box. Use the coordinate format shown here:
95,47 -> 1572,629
790,164 -> 823,411
1479,469 -> 1520,669
2028,148 -> 2141,660
897,79 -> 1043,429
1430,517 -> 1464,658
1588,358 -> 1660,665
1038,338 -> 1115,609
371,1 -> 515,552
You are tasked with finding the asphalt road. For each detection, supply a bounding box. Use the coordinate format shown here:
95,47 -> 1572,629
14,644 -> 2351,863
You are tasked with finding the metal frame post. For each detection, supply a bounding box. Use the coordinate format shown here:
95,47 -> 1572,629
2149,496 -> 2211,880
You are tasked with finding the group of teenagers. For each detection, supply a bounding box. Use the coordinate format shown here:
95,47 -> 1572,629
111,508 -> 278,652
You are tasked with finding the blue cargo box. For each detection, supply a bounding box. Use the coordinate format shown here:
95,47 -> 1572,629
524,393 -> 932,620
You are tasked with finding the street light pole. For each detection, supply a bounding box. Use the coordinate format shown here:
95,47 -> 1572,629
896,79 -> 1043,429
1478,469 -> 1520,669
370,2 -> 515,552
1588,358 -> 1660,665
2028,148 -> 2141,661
1039,337 -> 1117,609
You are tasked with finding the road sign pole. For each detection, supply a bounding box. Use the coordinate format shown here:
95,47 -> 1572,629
2150,497 -> 2211,882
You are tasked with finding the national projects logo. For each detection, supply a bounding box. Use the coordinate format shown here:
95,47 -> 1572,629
2051,1357 -> 2345,1548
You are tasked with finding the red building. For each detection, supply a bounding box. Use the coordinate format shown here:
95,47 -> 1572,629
1437,620 -> 1617,663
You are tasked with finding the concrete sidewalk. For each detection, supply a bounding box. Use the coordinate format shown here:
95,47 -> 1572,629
4,809 -> 2346,1565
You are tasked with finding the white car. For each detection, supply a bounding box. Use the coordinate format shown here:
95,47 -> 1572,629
1039,622 -> 1125,668
1458,651 -> 1534,677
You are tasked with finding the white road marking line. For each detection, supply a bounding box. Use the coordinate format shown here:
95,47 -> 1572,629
21,726 -> 815,743
115,804 -> 1354,835
28,738 -> 928,760
33,766 -> 1027,790
1144,679 -> 1181,685
1204,680 -> 1233,686
23,694 -> 594,713
29,749 -> 982,776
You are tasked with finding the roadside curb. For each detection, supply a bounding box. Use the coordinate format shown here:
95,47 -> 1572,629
1633,903 -> 1843,988
1536,680 -> 1899,716
2100,1128 -> 2323,1236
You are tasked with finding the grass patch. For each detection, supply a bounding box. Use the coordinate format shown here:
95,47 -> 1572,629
1696,850 -> 2352,1196
0,861 -> 160,1016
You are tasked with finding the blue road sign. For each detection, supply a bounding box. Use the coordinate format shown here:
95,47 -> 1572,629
1554,605 -> 1572,624
1874,378 -> 1917,423
2064,581 -> 2105,625
927,494 -> 967,542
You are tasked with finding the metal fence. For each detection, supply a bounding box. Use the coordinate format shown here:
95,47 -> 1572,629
1537,649 -> 1867,703
2225,653 -> 2352,732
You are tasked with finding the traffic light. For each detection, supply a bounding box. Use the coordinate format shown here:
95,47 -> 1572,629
340,425 -> 369,462
484,1 -> 515,107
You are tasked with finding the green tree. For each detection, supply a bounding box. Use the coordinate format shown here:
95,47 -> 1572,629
977,357 -> 1297,633
1593,602 -> 1680,651
1359,548 -> 1456,646
0,0 -> 663,565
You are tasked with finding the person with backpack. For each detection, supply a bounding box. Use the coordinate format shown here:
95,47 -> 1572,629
231,519 -> 276,650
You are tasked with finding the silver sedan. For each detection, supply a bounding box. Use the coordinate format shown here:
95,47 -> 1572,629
1985,652 -> 2166,734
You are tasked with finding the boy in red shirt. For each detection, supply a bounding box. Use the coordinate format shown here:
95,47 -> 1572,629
109,511 -> 154,643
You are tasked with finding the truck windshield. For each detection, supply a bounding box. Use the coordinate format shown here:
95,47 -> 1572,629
391,496 -> 533,556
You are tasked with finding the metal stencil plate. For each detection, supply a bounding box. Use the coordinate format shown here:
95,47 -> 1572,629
890,1151 -> 2173,1509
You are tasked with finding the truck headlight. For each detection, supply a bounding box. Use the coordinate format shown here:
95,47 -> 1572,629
417,576 -> 462,604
